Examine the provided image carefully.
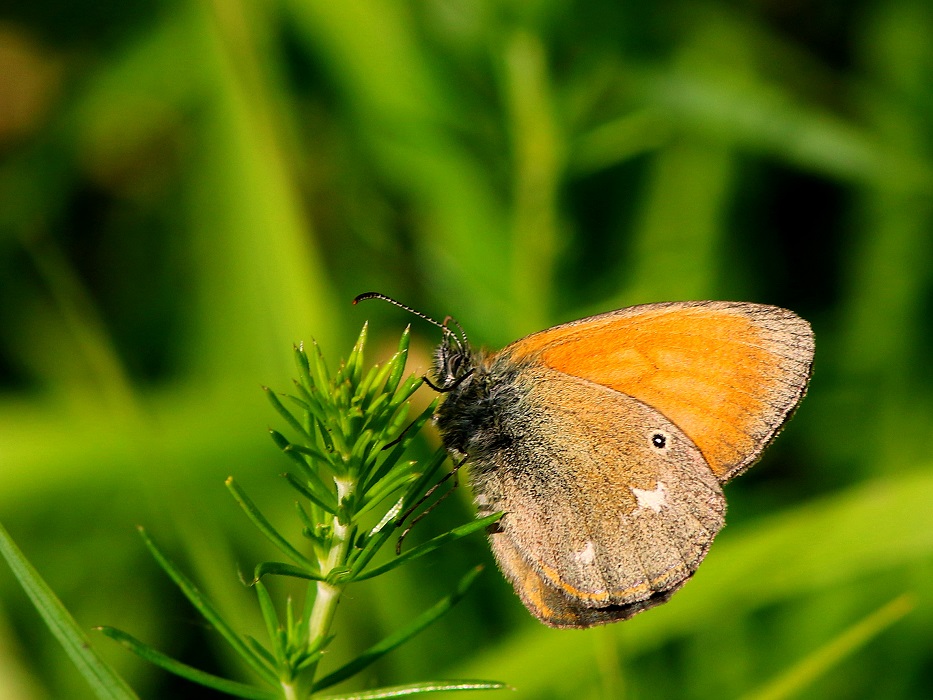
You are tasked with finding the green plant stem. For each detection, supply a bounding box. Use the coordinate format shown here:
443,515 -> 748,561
308,580 -> 343,647
281,681 -> 299,700
297,476 -> 355,696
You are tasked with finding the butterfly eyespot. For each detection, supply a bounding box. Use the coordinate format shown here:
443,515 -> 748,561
650,431 -> 670,449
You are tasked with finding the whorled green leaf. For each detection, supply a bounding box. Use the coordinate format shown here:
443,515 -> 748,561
312,566 -> 488,692
98,627 -> 277,700
265,387 -> 315,443
315,680 -> 509,699
353,513 -> 503,582
359,425 -> 425,497
137,527 -> 278,686
282,471 -> 340,516
226,478 -> 319,571
307,339 -> 332,389
346,322 -> 368,387
271,432 -> 340,507
383,326 -> 412,396
360,413 -> 441,500
356,471 -> 420,520
251,560 -> 326,584
294,342 -> 313,389
348,450 -> 450,578
253,581 -> 283,664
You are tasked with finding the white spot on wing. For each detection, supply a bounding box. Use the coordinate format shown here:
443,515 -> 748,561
632,481 -> 668,512
574,541 -> 596,565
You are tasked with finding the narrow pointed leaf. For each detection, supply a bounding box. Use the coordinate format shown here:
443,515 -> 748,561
136,528 -> 277,685
398,447 -> 450,511
346,512 -> 401,575
353,513 -> 502,582
271,430 -> 337,499
356,473 -> 420,519
226,478 -> 318,570
0,520 -> 139,700
291,382 -> 334,433
98,627 -> 278,700
356,361 -> 386,409
313,567 -> 485,691
308,339 -> 331,387
252,561 -> 326,584
387,375 -> 426,413
252,581 -> 283,661
364,354 -> 397,405
265,387 -> 314,442
316,680 -> 508,699
294,343 -> 312,388
276,442 -> 336,506
383,326 -> 412,395
361,405 -> 439,495
283,471 -> 339,515
284,441 -> 333,467
347,322 -> 368,385
246,636 -> 279,669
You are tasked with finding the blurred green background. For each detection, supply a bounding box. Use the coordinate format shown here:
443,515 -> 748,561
1,0 -> 932,698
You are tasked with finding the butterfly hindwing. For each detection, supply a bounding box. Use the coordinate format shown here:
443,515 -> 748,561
471,366 -> 726,628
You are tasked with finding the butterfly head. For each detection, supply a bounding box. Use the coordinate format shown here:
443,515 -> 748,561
430,318 -> 476,392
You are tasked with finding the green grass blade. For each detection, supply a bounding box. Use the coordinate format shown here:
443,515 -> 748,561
740,594 -> 915,700
137,527 -> 278,686
97,627 -> 278,700
0,520 -> 140,700
316,680 -> 508,699
312,566 -> 484,692
352,513 -> 502,582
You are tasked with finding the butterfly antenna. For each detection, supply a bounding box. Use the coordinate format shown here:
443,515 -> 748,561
353,292 -> 465,350
447,316 -> 470,347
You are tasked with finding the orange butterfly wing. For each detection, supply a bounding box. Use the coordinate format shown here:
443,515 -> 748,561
502,301 -> 814,481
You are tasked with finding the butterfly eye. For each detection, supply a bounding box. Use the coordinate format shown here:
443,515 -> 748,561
650,431 -> 671,450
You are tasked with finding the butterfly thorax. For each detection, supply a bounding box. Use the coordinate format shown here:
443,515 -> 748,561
432,340 -> 527,460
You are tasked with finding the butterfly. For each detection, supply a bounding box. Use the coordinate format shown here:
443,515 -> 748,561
357,294 -> 814,628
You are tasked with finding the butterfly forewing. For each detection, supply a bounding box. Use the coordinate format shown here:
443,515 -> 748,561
503,301 -> 814,481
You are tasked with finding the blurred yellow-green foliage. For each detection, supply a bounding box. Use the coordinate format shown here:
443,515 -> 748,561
1,0 -> 933,698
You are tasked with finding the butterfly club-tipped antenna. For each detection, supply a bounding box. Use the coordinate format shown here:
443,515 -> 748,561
353,292 -> 467,353
353,292 -> 474,394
